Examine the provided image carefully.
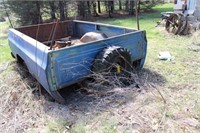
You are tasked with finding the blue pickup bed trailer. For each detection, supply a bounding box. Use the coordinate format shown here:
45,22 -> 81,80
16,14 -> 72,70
8,20 -> 147,103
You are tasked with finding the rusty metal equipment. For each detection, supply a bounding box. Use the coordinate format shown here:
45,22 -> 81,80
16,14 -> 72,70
161,0 -> 200,35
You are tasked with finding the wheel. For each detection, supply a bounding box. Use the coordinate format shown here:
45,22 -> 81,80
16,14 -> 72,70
49,90 -> 66,104
92,46 -> 132,85
165,13 -> 182,35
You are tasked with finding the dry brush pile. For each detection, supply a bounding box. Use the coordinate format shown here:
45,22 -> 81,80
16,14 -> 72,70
0,59 -> 166,132
0,62 -> 70,132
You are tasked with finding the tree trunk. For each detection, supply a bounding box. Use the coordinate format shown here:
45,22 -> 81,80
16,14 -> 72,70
64,2 -> 67,19
125,0 -> 129,12
129,1 -> 134,15
110,1 -> 114,13
32,1 -> 42,24
98,1 -> 101,13
49,1 -> 56,20
105,1 -> 108,12
108,1 -> 112,18
92,2 -> 98,16
78,1 -> 85,18
119,0 -> 122,10
59,1 -> 65,21
138,0 -> 141,13
87,1 -> 91,16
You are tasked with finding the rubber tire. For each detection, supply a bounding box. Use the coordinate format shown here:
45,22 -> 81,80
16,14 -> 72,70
92,46 -> 132,85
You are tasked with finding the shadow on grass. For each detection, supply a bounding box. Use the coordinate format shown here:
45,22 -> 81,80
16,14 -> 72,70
137,68 -> 166,85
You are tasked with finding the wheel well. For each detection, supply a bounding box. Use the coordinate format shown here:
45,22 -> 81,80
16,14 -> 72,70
16,55 -> 24,64
132,59 -> 142,69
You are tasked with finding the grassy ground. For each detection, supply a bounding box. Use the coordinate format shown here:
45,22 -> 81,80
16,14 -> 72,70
0,3 -> 200,132
98,3 -> 200,87
0,21 -> 13,63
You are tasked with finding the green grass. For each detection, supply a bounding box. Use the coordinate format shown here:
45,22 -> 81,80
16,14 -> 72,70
97,3 -> 200,86
0,21 -> 13,63
98,4 -> 173,39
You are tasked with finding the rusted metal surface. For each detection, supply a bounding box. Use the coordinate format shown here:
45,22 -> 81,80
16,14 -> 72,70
17,20 -> 73,43
165,13 -> 182,35
162,0 -> 200,35
50,20 -> 59,50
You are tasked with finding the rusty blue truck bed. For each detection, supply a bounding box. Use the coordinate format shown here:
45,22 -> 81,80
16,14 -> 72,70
8,20 -> 147,103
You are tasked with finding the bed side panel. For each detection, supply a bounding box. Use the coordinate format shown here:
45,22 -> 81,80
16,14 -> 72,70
48,31 -> 147,91
73,20 -> 136,38
8,29 -> 50,92
17,21 -> 73,42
